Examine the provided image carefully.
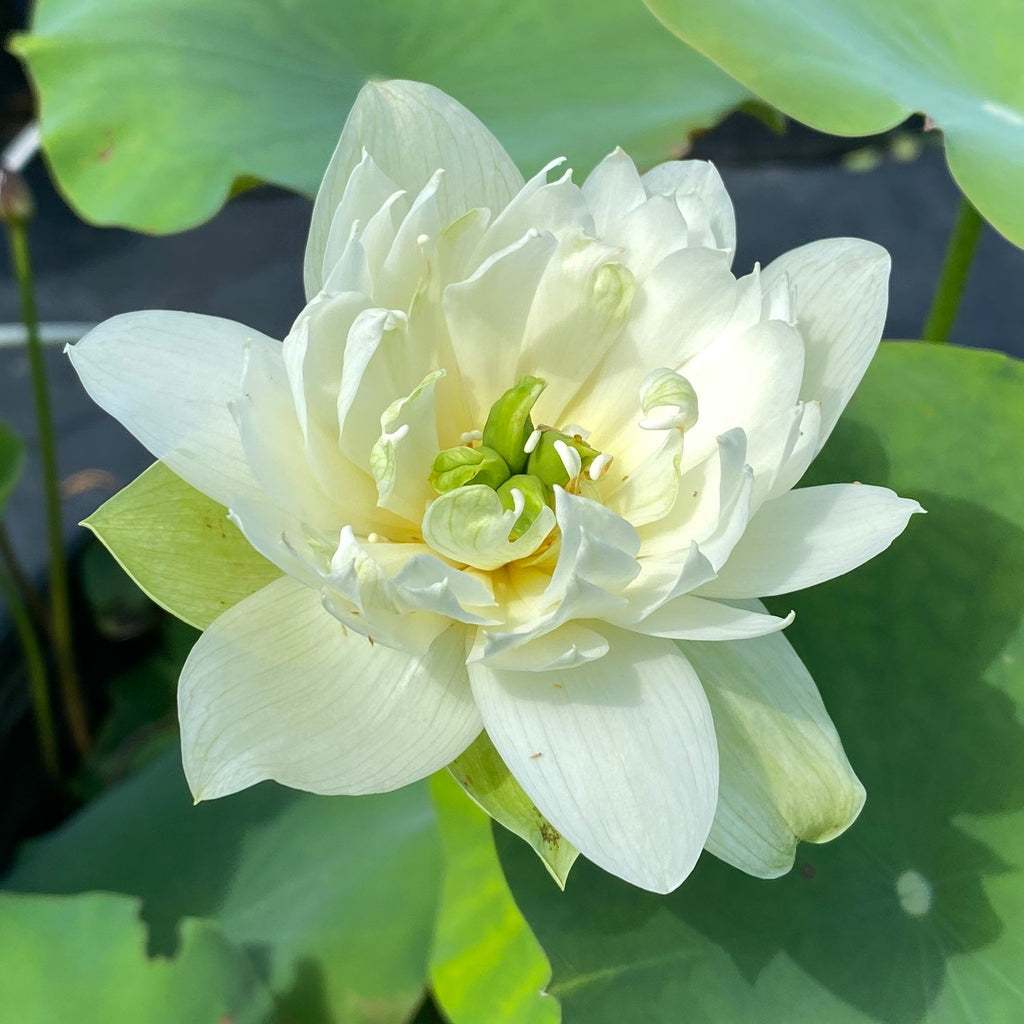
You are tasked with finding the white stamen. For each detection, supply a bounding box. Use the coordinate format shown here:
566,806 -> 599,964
561,423 -> 590,440
638,368 -> 698,432
524,427 -> 543,454
588,452 -> 613,480
554,439 -> 582,480
367,532 -> 385,543
510,487 -> 526,520
383,423 -> 410,444
639,407 -> 692,431
460,429 -> 483,443
416,233 -> 430,245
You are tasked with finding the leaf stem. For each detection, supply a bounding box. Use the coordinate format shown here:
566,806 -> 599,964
0,548 -> 59,776
0,520 -> 49,635
4,217 -> 90,755
922,198 -> 983,344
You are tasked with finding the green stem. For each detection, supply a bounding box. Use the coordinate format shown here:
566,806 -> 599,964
0,520 -> 49,636
0,548 -> 59,776
922,198 -> 984,344
5,218 -> 90,756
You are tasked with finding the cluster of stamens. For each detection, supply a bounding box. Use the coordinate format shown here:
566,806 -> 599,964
429,377 -> 612,541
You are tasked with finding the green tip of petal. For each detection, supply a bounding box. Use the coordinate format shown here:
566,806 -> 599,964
482,376 -> 547,475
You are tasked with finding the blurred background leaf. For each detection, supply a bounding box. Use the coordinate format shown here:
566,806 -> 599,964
13,0 -> 749,233
429,772 -> 559,1024
0,421 -> 24,511
499,342 -> 1024,1022
5,753 -> 445,1024
0,891 -> 274,1024
645,0 -> 1024,248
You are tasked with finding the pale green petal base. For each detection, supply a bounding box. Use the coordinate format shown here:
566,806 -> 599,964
448,732 -> 578,889
83,461 -> 281,630
683,624 -> 865,878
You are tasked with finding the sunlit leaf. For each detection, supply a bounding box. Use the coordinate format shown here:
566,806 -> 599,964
645,0 -> 1024,247
6,751 -> 443,1024
14,0 -> 749,232
430,772 -> 560,1024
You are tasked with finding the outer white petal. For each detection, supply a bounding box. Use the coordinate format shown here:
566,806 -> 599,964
682,625 -> 865,877
516,233 -> 635,423
305,79 -> 524,297
563,247 -> 739,455
227,496 -> 325,589
479,162 -> 592,260
375,169 -> 447,308
180,576 -> 481,799
680,318 -> 805,471
336,308 -> 425,468
283,291 -> 372,464
602,194 -> 689,279
627,595 -> 794,641
68,311 -> 273,508
636,428 -> 748,562
369,370 -> 444,522
766,400 -> 822,502
581,147 -> 647,236
322,527 -> 494,654
745,400 -> 822,514
317,149 -> 401,289
699,483 -> 923,599
606,430 -> 683,528
761,238 -> 890,450
469,629 -> 718,893
444,230 -> 556,427
471,621 -> 610,672
232,332 -> 347,533
641,160 -> 736,257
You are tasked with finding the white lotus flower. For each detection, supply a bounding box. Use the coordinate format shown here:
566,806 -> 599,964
69,80 -> 921,893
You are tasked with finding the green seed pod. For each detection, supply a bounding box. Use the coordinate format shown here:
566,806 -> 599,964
430,444 -> 510,493
481,376 -> 546,475
496,474 -> 549,541
526,430 -> 600,488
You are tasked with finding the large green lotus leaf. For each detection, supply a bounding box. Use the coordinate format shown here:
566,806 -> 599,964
14,0 -> 749,234
499,342 -> 1024,1022
5,750 -> 444,1024
0,891 -> 273,1024
645,0 -> 1024,248
83,461 -> 281,630
0,421 -> 24,512
429,772 -> 560,1024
